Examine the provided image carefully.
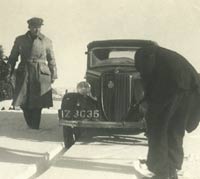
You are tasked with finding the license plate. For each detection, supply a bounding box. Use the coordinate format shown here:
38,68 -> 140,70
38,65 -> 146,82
59,109 -> 100,120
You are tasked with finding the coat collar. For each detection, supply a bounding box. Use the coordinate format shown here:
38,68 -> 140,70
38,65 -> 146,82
26,31 -> 45,40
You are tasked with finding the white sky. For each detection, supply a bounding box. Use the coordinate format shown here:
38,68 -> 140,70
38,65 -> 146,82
1,0 -> 200,89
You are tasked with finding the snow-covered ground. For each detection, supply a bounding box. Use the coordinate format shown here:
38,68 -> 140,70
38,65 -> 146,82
0,99 -> 200,179
0,99 -> 61,111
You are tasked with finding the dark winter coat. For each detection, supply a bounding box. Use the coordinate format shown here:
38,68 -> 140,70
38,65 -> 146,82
135,45 -> 200,132
134,45 -> 200,174
8,31 -> 57,108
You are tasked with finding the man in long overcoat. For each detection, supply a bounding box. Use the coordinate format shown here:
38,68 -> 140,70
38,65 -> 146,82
8,17 -> 57,129
134,45 -> 200,179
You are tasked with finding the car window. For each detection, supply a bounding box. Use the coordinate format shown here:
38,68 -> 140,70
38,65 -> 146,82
109,51 -> 135,59
90,48 -> 136,67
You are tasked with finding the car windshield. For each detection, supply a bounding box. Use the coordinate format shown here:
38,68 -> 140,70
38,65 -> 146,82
90,48 -> 137,67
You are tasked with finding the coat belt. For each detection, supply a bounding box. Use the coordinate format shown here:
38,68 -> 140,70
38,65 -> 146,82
22,59 -> 47,64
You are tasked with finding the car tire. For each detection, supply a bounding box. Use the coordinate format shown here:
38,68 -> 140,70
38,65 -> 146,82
63,126 -> 75,149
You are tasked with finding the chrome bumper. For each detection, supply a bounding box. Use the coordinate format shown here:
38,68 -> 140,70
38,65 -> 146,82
59,119 -> 146,129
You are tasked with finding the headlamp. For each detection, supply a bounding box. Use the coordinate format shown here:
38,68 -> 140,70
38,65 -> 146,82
77,81 -> 91,96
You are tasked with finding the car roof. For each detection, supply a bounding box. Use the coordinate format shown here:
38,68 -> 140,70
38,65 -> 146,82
87,39 -> 158,50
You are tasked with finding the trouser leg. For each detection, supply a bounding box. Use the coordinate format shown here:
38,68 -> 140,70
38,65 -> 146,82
146,97 -> 180,177
30,108 -> 42,129
167,119 -> 184,179
168,92 -> 190,172
146,94 -> 187,178
22,108 -> 32,128
167,131 -> 182,179
167,99 -> 187,178
168,124 -> 184,171
146,119 -> 169,177
22,107 -> 42,129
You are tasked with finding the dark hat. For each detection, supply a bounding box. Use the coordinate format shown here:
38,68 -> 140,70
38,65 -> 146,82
27,17 -> 44,27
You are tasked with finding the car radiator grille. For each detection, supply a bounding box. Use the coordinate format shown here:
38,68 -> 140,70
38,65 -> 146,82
101,73 -> 134,121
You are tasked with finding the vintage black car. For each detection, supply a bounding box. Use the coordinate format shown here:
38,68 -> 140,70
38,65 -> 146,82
58,39 -> 157,148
